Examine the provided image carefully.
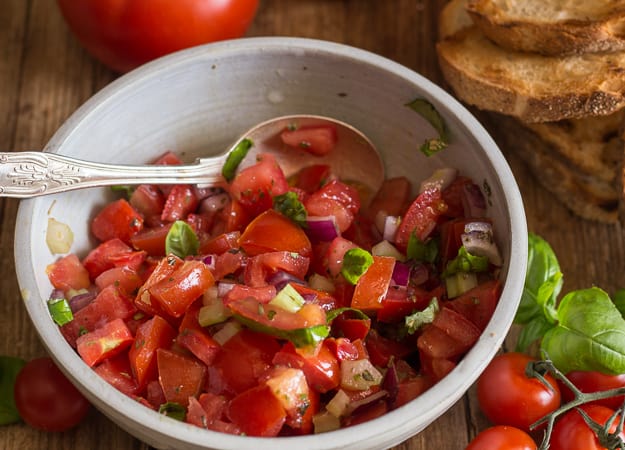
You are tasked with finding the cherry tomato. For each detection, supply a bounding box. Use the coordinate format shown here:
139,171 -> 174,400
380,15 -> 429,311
477,352 -> 561,432
466,426 -> 537,450
56,0 -> 260,73
549,404 -> 625,450
14,357 -> 91,431
561,370 -> 625,410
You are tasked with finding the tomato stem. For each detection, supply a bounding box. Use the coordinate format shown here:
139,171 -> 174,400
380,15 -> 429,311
528,356 -> 625,450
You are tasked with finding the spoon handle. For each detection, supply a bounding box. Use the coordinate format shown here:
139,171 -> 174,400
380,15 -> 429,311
0,152 -> 226,198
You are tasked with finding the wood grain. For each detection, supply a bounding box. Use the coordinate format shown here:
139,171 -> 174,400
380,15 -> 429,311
1,1 -> 623,449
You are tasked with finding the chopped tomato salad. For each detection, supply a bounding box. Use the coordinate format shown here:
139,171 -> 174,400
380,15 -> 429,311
45,124 -> 502,437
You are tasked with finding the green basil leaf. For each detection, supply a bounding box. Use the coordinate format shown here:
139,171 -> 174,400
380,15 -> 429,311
0,356 -> 26,425
540,287 -> 625,374
165,220 -> 199,258
273,191 -> 308,227
613,288 -> 625,319
442,246 -> 488,278
222,138 -> 253,182
515,314 -> 553,353
405,298 -> 439,335
515,233 -> 561,325
341,248 -> 374,285
326,307 -> 371,323
158,402 -> 186,421
47,297 -> 74,326
406,98 -> 449,157
407,232 -> 438,263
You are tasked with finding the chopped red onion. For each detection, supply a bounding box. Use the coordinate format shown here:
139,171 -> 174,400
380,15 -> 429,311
410,263 -> 430,286
217,281 -> 236,297
461,221 -> 502,266
348,389 -> 389,415
68,291 -> 96,313
267,270 -> 306,291
382,360 -> 400,404
461,182 -> 487,218
305,216 -> 339,242
199,192 -> 230,214
391,261 -> 411,287
382,215 -> 401,242
194,186 -> 225,201
418,168 -> 457,194
201,254 -> 216,269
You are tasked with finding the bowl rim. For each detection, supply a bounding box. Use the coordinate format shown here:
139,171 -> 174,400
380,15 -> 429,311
15,36 -> 528,449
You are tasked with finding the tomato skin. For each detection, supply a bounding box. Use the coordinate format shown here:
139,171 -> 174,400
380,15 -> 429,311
46,253 -> 91,292
14,357 -> 91,432
394,188 -> 447,251
56,0 -> 260,73
238,209 -> 312,257
466,426 -> 537,450
280,125 -> 338,156
91,198 -> 143,243
477,352 -> 561,432
561,371 -> 625,410
549,404 -> 625,450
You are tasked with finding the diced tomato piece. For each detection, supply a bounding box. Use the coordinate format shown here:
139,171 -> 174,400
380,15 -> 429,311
95,266 -> 143,295
393,376 -> 433,408
211,251 -> 245,280
227,297 -> 325,332
153,151 -> 183,166
324,337 -> 360,361
446,279 -> 501,331
218,198 -> 251,233
60,285 -> 137,347
440,175 -> 477,218
227,384 -> 286,437
198,231 -> 240,255
365,176 -> 412,220
208,329 -> 280,395
394,188 -> 448,252
76,318 -> 134,367
342,213 -> 378,251
129,184 -> 165,219
305,180 -> 360,232
417,307 -> 481,361
272,341 -> 340,393
177,305 -> 221,367
365,329 -> 413,367
323,236 -> 358,278
46,253 -> 91,292
94,351 -> 139,397
238,209 -> 312,257
157,348 -> 207,405
377,286 -> 436,323
222,284 -> 277,305
149,259 -> 215,318
291,164 -> 331,193
129,224 -> 172,257
135,254 -> 183,317
161,185 -> 199,222
280,125 -> 337,156
419,352 -> 457,382
91,198 -> 144,243
186,212 -> 215,235
129,315 -> 177,390
82,238 -> 134,279
264,367 -> 315,431
351,255 -> 395,311
145,379 -> 166,408
244,251 -> 309,287
186,393 -> 229,429
229,153 -> 289,216
331,310 -> 371,341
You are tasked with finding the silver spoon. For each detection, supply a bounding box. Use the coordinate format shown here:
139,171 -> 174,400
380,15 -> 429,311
0,115 -> 384,198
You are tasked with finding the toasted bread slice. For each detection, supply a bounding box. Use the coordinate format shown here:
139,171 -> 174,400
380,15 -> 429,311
436,24 -> 625,122
466,0 -> 625,55
479,111 -> 623,223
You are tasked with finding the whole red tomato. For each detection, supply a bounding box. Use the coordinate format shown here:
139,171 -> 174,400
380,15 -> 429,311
466,425 -> 537,450
550,404 -> 625,450
477,352 -> 561,432
560,370 -> 625,410
56,0 -> 260,73
14,357 -> 91,431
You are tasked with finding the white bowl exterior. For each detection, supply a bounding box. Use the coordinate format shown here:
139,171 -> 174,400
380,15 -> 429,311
14,37 -> 527,450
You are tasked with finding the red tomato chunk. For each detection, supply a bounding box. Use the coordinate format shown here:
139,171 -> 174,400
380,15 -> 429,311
45,145 -> 502,437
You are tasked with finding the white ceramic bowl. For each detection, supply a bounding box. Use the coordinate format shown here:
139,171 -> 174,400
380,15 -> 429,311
14,37 -> 527,450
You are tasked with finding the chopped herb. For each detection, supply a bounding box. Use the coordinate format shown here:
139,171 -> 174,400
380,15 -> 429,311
165,220 -> 199,258
407,233 -> 438,263
341,248 -> 374,285
443,246 -> 489,278
158,402 -> 186,421
405,298 -> 439,334
47,297 -> 74,326
110,185 -> 135,198
222,138 -> 253,182
273,191 -> 308,227
406,98 -> 449,156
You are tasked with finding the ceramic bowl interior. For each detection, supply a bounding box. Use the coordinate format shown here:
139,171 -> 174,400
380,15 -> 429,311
14,37 -> 527,450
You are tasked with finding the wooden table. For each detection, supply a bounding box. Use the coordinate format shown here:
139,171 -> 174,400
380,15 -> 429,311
2,1 -> 623,449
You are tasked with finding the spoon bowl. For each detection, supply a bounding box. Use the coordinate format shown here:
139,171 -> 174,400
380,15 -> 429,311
0,115 -> 383,198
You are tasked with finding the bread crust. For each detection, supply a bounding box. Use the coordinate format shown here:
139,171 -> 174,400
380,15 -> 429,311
436,27 -> 625,122
467,0 -> 625,55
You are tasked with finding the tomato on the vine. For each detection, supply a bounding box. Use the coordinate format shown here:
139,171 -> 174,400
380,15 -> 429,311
14,357 -> 91,431
477,352 -> 561,432
56,0 -> 260,73
466,425 -> 537,450
560,370 -> 625,410
549,404 -> 625,450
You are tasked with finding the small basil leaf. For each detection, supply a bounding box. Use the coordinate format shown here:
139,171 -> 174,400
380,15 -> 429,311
222,138 -> 253,182
404,298 -> 439,335
0,356 -> 26,425
47,297 -> 74,326
341,248 -> 374,285
442,246 -> 488,278
406,98 -> 449,156
158,402 -> 186,421
273,191 -> 308,227
407,232 -> 438,263
165,220 -> 199,258
540,287 -> 625,374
